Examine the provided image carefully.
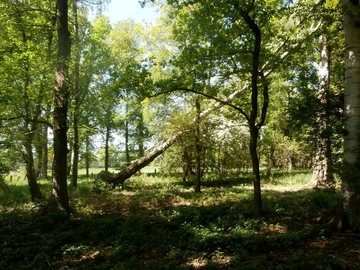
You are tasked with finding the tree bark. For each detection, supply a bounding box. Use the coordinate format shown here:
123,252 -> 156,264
333,0 -> 360,231
105,125 -> 110,172
137,112 -> 145,158
85,134 -> 90,178
52,0 -> 71,212
24,137 -> 43,201
311,36 -> 334,188
181,148 -> 195,182
249,126 -> 261,217
194,99 -> 202,193
70,121 -> 79,186
125,103 -> 131,165
70,0 -> 80,187
40,124 -> 48,179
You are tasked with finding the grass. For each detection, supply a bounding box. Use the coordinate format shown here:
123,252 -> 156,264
0,170 -> 358,269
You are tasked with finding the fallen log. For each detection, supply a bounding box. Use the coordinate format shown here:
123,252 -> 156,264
97,130 -> 185,187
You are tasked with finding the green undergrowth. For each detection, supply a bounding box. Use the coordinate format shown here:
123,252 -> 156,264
1,171 -> 356,269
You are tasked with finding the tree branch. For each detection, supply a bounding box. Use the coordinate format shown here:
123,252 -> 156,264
256,72 -> 269,129
149,87 -> 250,121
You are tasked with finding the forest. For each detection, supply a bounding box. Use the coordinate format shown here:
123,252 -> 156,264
1,0 -> 360,269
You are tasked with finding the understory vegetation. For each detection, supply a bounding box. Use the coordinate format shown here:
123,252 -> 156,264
1,171 -> 358,270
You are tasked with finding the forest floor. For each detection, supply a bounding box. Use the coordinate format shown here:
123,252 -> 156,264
1,170 -> 359,270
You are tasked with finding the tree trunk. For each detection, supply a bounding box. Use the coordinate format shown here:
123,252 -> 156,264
334,0 -> 360,231
311,36 -> 334,188
97,131 -> 185,186
35,131 -> 43,178
52,0 -> 71,212
125,120 -> 130,165
249,125 -> 261,218
266,142 -> 275,179
70,0 -> 80,187
105,125 -> 110,172
181,149 -> 195,182
194,99 -> 202,193
85,134 -> 90,178
40,124 -> 48,179
35,124 -> 49,179
23,138 -> 43,201
236,5 -> 267,218
70,123 -> 79,187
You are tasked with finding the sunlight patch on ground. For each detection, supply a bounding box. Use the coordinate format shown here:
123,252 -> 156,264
263,223 -> 288,235
186,255 -> 233,269
261,184 -> 308,193
116,190 -> 137,196
186,257 -> 207,268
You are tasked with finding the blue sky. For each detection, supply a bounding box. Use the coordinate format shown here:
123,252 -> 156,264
102,0 -> 158,24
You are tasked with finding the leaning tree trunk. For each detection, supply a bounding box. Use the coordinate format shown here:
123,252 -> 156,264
52,0 -> 71,212
310,36 -> 334,188
98,131 -> 185,186
334,0 -> 360,231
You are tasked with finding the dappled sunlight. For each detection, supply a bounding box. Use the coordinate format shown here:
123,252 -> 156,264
262,223 -> 288,235
2,172 -> 357,269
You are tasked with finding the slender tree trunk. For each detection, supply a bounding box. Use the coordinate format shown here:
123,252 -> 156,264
236,5 -> 267,218
194,99 -> 202,193
125,111 -> 130,165
266,142 -> 275,178
35,132 -> 43,178
70,124 -> 79,186
105,125 -> 110,172
70,0 -> 80,187
85,134 -> 90,178
332,0 -> 360,231
52,0 -> 71,212
137,112 -> 145,158
35,124 -> 49,179
40,124 -> 48,179
181,149 -> 195,182
249,125 -> 261,217
311,36 -> 334,188
24,137 -> 43,201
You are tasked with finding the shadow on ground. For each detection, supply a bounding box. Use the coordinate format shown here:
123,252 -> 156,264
0,179 -> 358,270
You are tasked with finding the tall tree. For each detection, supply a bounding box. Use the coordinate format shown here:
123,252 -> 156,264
52,0 -> 71,211
311,35 -> 335,188
70,0 -> 81,187
0,0 -> 56,200
335,0 -> 360,231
